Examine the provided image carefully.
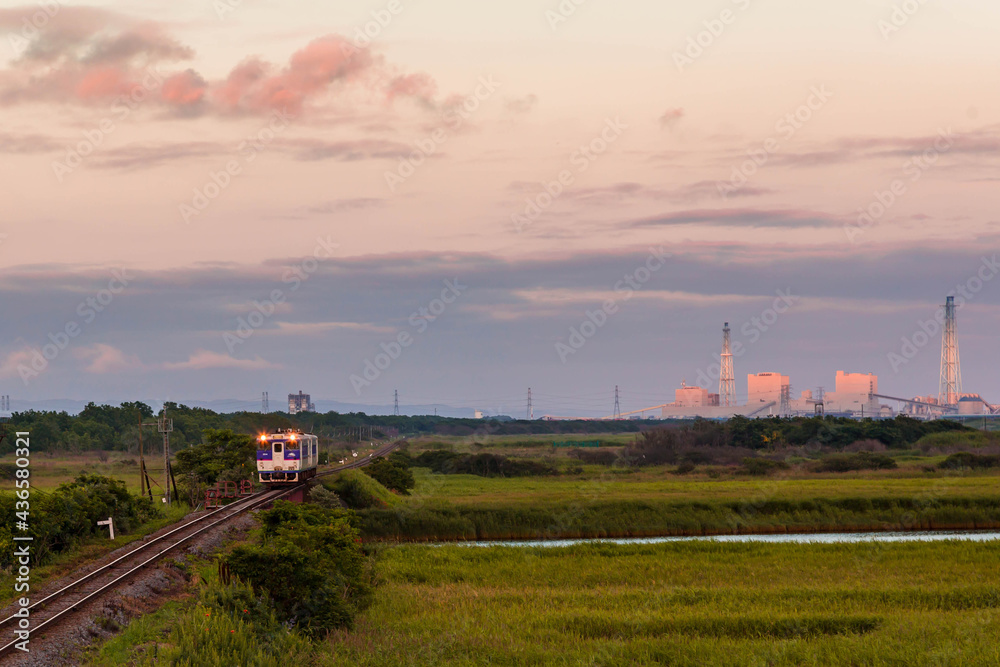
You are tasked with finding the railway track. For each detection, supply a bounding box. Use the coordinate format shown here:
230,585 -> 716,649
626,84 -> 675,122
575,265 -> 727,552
317,438 -> 404,478
0,437 -> 406,658
0,486 -> 294,658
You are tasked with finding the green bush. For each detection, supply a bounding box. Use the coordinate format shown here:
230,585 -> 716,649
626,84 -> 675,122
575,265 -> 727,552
225,501 -> 373,636
413,451 -> 558,477
142,578 -> 312,665
568,448 -> 621,465
813,452 -> 897,473
325,469 -> 401,509
939,452 -> 1000,470
308,484 -> 343,509
174,428 -> 257,484
364,456 -> 415,494
675,461 -> 697,475
0,474 -> 160,567
739,458 -> 791,476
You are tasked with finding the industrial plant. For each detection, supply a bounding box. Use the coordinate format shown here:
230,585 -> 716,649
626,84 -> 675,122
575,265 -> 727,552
611,295 -> 997,421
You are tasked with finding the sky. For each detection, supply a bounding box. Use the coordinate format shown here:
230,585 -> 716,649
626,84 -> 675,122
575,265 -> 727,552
0,0 -> 998,417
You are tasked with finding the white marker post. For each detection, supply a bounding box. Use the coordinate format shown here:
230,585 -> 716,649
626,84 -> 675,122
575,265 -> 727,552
97,517 -> 115,540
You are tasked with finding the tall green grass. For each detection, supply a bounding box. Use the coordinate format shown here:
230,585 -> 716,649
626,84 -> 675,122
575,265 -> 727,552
354,495 -> 1000,541
319,540 -> 1000,666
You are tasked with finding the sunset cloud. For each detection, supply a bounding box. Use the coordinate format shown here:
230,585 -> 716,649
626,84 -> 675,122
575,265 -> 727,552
659,107 -> 684,129
0,10 -> 436,117
74,343 -> 142,373
163,350 -> 282,371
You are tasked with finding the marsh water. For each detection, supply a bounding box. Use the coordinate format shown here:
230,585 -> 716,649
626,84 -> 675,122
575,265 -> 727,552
454,530 -> 1000,548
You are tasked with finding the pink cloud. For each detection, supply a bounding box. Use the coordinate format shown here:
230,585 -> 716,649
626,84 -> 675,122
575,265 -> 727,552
163,349 -> 282,371
659,107 -> 684,129
386,72 -> 437,106
160,69 -> 206,107
75,66 -> 131,99
0,348 -> 34,378
214,58 -> 267,112
0,12 -> 434,117
73,343 -> 143,373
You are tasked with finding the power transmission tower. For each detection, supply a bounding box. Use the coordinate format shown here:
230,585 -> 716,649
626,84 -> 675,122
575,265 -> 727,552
939,295 -> 962,406
527,388 -> 533,420
394,390 -> 399,416
261,391 -> 269,414
719,322 -> 736,407
613,386 -> 621,419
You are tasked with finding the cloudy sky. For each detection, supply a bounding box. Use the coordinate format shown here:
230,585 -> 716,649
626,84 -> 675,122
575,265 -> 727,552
1,0 -> 998,416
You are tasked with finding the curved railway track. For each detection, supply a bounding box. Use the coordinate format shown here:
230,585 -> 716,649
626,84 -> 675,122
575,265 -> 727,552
0,487 -> 292,657
316,438 -> 404,478
0,437 -> 406,658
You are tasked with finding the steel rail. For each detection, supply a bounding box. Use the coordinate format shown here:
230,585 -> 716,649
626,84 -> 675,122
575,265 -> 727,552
0,438 -> 405,656
0,486 -> 294,656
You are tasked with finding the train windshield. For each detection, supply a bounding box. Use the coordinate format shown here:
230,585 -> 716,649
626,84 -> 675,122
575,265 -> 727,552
286,439 -> 300,449
273,442 -> 282,453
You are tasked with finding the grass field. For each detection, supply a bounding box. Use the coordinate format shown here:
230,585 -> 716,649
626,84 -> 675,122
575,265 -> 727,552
0,451 -> 156,495
349,464 -> 1000,541
321,540 -> 1000,666
404,466 -> 1000,506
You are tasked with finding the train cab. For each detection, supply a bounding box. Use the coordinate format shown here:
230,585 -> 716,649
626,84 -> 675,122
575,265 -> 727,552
257,429 -> 319,485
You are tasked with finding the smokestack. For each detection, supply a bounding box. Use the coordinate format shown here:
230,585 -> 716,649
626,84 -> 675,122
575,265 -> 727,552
720,322 -> 735,407
938,296 -> 962,406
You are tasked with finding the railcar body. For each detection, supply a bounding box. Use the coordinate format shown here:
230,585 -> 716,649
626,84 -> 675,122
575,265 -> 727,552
256,429 -> 319,485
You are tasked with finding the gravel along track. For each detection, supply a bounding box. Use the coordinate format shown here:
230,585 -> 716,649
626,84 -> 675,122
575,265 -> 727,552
0,489 -> 287,665
0,438 -> 404,665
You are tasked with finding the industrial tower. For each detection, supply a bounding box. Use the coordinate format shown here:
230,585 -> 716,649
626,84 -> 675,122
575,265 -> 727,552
719,322 -> 736,407
938,295 -> 962,406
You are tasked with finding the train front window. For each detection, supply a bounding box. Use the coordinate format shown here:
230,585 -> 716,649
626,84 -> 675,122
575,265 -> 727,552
287,440 -> 300,449
273,442 -> 282,454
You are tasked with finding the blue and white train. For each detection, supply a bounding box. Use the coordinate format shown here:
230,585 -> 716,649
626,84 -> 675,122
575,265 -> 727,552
256,429 -> 319,485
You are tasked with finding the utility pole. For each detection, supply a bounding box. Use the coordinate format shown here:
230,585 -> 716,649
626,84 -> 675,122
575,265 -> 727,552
159,408 -> 173,506
613,386 -> 621,420
394,390 -> 399,416
527,388 -> 533,420
138,414 -> 146,498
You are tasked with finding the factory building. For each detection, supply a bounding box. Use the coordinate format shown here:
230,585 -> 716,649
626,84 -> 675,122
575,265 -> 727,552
288,391 -> 315,414
822,371 -> 879,416
747,372 -> 789,408
675,382 -> 710,407
957,394 -> 987,415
